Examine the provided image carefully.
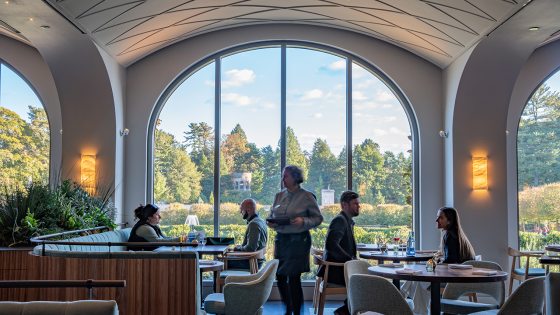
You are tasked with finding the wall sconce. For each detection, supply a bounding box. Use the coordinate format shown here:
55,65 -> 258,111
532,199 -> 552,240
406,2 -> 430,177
80,154 -> 96,195
472,156 -> 488,190
120,128 -> 129,136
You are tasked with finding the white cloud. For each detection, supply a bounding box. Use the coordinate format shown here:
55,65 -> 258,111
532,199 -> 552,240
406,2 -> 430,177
390,127 -> 407,135
376,90 -> 396,102
222,69 -> 255,88
353,101 -> 380,110
352,91 -> 368,101
352,63 -> 370,78
373,129 -> 388,136
301,89 -> 324,101
313,113 -> 323,119
328,60 -> 346,71
222,93 -> 253,106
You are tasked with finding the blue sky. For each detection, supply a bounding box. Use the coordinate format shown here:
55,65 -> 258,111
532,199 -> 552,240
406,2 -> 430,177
2,59 -> 560,155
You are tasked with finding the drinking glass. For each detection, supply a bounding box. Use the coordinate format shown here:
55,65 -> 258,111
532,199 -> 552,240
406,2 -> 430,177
393,236 -> 401,256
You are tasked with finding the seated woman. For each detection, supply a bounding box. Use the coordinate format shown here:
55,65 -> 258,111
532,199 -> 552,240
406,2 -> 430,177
436,206 -> 475,263
127,204 -> 178,251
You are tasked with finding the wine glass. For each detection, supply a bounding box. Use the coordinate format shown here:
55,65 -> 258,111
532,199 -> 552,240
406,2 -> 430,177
393,235 -> 401,256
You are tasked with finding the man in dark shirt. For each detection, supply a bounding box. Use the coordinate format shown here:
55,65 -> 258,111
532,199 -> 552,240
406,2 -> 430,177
227,198 -> 268,269
318,191 -> 360,315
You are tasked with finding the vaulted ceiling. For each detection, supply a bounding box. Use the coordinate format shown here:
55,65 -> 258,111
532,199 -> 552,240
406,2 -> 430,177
1,0 -> 557,68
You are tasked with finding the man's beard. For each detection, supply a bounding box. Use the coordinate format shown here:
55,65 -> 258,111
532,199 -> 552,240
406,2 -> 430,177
243,212 -> 249,220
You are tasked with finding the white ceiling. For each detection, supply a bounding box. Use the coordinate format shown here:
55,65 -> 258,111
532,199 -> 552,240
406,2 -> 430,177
0,0 -> 533,67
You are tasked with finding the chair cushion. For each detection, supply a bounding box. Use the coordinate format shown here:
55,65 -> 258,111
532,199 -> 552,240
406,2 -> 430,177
441,298 -> 499,313
219,270 -> 251,279
406,298 -> 414,310
0,300 -> 118,315
204,293 -> 225,314
513,268 -> 546,277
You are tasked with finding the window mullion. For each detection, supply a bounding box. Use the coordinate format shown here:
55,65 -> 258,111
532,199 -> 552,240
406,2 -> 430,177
280,44 -> 287,186
213,57 -> 221,237
346,58 -> 353,190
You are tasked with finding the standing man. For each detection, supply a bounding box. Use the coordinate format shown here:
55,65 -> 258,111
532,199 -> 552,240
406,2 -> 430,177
318,191 -> 360,315
228,198 -> 268,269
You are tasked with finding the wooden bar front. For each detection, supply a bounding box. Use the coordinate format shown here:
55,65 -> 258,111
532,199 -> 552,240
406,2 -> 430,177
0,250 -> 199,315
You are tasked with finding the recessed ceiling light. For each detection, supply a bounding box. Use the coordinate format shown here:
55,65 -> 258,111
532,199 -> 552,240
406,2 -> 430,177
40,25 -> 50,29
529,26 -> 540,31
28,17 -> 34,22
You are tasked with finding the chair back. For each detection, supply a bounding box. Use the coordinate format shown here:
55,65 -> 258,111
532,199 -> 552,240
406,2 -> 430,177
0,300 -> 118,315
442,260 -> 505,306
311,247 -> 324,266
344,260 -> 371,288
546,272 -> 560,315
348,274 -> 413,315
499,276 -> 544,314
223,259 -> 279,315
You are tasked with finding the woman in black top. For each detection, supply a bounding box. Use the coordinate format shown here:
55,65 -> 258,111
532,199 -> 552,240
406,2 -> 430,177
127,204 -> 177,251
436,207 -> 475,263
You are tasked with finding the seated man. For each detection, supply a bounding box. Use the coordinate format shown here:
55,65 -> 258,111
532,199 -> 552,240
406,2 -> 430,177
227,198 -> 268,270
318,191 -> 360,315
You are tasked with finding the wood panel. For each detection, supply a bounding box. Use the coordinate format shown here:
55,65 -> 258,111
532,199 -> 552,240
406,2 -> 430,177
0,250 -> 199,315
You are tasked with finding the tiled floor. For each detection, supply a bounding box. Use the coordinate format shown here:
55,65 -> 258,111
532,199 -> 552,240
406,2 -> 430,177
262,301 -> 341,315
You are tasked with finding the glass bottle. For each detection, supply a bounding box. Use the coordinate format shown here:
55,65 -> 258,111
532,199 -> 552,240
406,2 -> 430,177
406,231 -> 416,256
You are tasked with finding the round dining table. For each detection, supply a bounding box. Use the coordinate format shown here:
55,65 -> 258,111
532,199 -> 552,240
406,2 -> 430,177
359,251 -> 434,264
368,264 -> 508,315
545,244 -> 560,253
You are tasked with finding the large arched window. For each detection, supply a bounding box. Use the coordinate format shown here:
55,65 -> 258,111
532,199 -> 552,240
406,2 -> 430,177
150,43 -> 417,274
0,62 -> 49,189
517,70 -> 560,251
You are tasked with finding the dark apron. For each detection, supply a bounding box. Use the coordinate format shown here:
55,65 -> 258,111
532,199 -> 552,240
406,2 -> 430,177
274,231 -> 311,276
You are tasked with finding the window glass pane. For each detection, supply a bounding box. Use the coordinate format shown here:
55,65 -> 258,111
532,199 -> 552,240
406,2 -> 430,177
518,71 -> 560,251
155,62 -> 215,239
0,64 -> 49,189
219,48 -> 281,249
351,61 -> 413,245
286,47 -> 347,279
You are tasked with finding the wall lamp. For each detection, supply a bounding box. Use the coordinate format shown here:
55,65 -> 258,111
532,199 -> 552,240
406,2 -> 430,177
472,156 -> 488,190
80,154 -> 96,195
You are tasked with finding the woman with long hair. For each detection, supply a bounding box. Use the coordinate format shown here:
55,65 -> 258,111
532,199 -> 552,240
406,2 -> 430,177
127,204 -> 178,251
436,206 -> 475,263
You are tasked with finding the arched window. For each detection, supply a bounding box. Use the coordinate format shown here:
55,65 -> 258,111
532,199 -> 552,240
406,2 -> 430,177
0,62 -> 49,189
517,70 -> 560,250
149,43 -> 417,274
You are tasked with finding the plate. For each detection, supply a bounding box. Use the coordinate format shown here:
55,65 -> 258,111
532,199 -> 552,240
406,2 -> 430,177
380,263 -> 404,268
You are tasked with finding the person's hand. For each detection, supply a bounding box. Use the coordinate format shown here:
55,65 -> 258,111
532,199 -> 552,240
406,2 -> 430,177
291,217 -> 304,227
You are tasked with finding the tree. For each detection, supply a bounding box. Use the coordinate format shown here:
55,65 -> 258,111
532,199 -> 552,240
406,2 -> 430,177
0,107 -> 35,189
307,138 -> 337,200
27,106 -> 49,184
518,84 -> 560,188
221,124 -> 250,173
154,127 -> 202,203
183,122 -> 213,164
381,151 -> 412,204
352,139 -> 385,204
256,145 -> 280,204
285,126 -> 308,178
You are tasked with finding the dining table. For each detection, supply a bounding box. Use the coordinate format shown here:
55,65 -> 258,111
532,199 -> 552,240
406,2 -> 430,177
154,244 -> 229,258
368,264 -> 508,315
545,244 -> 560,253
359,251 -> 434,264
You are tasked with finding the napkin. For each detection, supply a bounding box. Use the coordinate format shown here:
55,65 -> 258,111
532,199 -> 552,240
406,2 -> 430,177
395,268 -> 422,275
472,269 -> 497,276
380,263 -> 404,268
448,264 -> 473,269
357,243 -> 366,248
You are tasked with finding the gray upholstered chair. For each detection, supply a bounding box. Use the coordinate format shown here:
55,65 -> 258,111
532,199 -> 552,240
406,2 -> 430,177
470,276 -> 545,315
0,300 -> 118,315
546,272 -> 560,315
204,259 -> 278,315
441,260 -> 505,314
348,274 -> 413,315
344,259 -> 371,286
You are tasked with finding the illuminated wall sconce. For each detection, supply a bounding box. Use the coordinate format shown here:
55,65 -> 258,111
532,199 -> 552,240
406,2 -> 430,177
80,154 -> 96,195
472,156 -> 488,190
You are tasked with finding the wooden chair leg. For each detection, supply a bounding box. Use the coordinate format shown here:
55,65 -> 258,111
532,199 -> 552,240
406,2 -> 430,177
317,288 -> 326,315
313,278 -> 320,311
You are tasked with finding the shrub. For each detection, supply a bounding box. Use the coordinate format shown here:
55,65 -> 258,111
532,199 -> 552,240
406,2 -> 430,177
0,180 -> 116,247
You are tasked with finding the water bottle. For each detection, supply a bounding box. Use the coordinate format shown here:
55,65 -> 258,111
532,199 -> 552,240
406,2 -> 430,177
406,231 -> 416,256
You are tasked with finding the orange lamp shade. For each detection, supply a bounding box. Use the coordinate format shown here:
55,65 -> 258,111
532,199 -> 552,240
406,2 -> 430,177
472,156 -> 488,190
80,154 -> 96,195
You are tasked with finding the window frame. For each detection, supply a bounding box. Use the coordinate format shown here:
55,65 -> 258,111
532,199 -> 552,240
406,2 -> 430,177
147,41 -> 420,239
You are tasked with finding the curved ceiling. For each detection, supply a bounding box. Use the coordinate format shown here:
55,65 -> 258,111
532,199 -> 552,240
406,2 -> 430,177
42,0 -> 526,68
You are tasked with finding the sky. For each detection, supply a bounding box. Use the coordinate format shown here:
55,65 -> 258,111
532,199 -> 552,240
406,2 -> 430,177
2,58 -> 560,155
158,46 -> 413,155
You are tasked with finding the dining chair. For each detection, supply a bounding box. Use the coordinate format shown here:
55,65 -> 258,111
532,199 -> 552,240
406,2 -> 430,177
204,259 -> 278,315
311,247 -> 324,313
507,247 -> 545,295
348,274 -> 413,315
470,276 -> 545,315
216,248 -> 264,293
546,272 -> 560,315
344,259 -> 371,287
312,252 -> 346,315
441,260 -> 505,314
